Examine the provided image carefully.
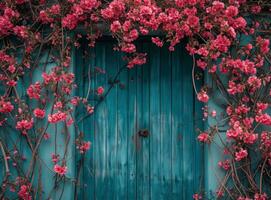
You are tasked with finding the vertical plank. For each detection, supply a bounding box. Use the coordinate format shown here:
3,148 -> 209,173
94,42 -> 108,199
160,45 -> 172,199
84,45 -> 96,200
141,41 -> 150,200
194,54 -> 205,194
136,42 -> 151,200
105,41 -> 118,199
75,40 -> 95,200
182,44 -> 194,199
149,44 -> 162,199
136,43 -> 143,199
171,44 -> 183,199
74,39 -> 84,200
127,61 -> 137,200
116,47 -> 128,199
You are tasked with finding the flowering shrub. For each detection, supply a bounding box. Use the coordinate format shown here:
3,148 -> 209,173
0,0 -> 270,199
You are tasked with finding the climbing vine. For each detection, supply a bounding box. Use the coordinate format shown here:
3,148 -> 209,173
0,0 -> 270,199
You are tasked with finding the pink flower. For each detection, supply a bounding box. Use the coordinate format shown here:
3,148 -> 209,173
27,82 -> 41,99
121,43 -> 136,53
247,76 -> 261,89
13,25 -> 28,38
186,15 -> 199,28
218,159 -> 230,170
39,10 -> 53,24
110,21 -> 121,33
51,154 -> 59,163
196,47 -> 209,57
0,16 -> 13,36
227,81 -> 245,95
210,35 -> 231,53
152,37 -> 163,47
66,118 -> 74,126
233,17 -> 247,29
96,86 -> 104,95
34,108 -> 45,118
255,114 -> 271,126
49,4 -> 61,15
18,185 -> 31,200
256,37 -> 270,54
243,132 -> 258,144
48,111 -> 67,123
6,80 -> 17,86
197,132 -> 209,143
70,97 -> 79,106
78,141 -> 91,153
225,6 -> 238,17
193,193 -> 202,200
251,5 -> 261,14
62,14 -> 78,30
16,118 -> 34,134
0,99 -> 14,113
87,106 -> 94,114
16,0 -> 26,4
44,133 -> 50,140
197,90 -> 209,103
235,148 -> 248,161
8,64 -> 16,73
127,54 -> 146,68
196,59 -> 207,70
53,101 -> 63,109
211,110 -> 216,117
254,193 -> 267,200
54,164 -> 67,176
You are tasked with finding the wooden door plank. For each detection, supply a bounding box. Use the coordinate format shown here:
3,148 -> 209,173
105,42 -> 118,200
194,56 -> 205,194
149,44 -> 162,200
136,42 -> 151,200
94,42 -> 108,200
160,45 -> 173,199
82,44 -> 96,200
182,46 -> 194,199
74,41 -> 85,200
136,43 -> 143,200
141,42 -> 151,200
116,50 -> 129,199
171,44 -> 183,199
127,59 -> 137,200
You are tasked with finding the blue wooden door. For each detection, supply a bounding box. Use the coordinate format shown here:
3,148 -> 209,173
75,38 -> 204,200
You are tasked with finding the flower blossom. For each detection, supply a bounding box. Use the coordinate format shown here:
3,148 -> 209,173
48,111 -> 67,123
197,132 -> 209,143
27,82 -> 41,99
34,108 -> 45,118
96,86 -> 104,95
193,193 -> 202,200
0,99 -> 14,113
78,141 -> 91,154
218,159 -> 230,170
18,185 -> 31,200
254,193 -> 267,200
235,148 -> 248,161
54,164 -> 67,176
197,90 -> 209,103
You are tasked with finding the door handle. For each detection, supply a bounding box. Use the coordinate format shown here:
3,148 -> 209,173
137,129 -> 149,138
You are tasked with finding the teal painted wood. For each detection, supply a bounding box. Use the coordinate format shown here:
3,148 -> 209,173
149,43 -> 162,200
76,38 -> 204,200
171,46 -> 183,198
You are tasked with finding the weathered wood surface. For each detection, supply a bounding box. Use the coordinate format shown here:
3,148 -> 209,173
75,38 -> 204,200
